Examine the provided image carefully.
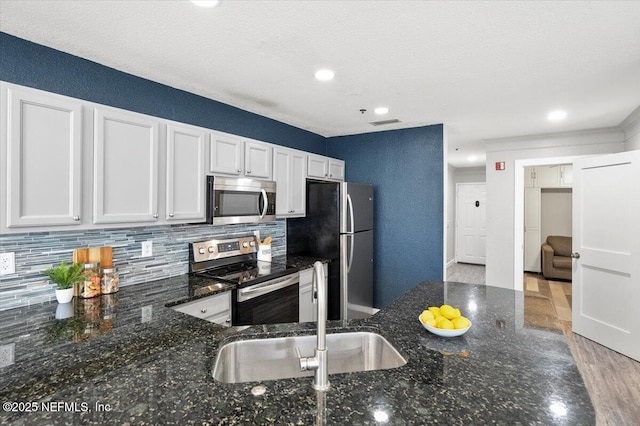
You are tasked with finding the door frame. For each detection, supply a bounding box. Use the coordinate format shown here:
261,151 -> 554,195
513,155 -> 576,291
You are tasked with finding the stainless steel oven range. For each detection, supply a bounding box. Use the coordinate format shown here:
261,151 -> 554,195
189,235 -> 299,326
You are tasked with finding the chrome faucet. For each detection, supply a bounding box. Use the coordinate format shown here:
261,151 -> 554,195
297,261 -> 330,391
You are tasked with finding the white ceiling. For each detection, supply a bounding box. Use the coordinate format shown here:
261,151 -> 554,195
2,0 -> 640,167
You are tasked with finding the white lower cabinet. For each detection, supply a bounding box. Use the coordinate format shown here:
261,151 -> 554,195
299,264 -> 327,323
171,292 -> 231,326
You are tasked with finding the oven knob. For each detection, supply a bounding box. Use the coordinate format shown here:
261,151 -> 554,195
242,242 -> 249,248
198,247 -> 206,255
208,246 -> 215,253
249,241 -> 255,247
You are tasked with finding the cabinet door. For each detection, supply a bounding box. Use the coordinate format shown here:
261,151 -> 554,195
307,154 -> 329,179
245,141 -> 272,179
166,124 -> 206,222
5,85 -> 83,227
524,167 -> 535,188
93,108 -> 159,224
209,132 -> 242,175
273,148 -> 291,216
535,166 -> 561,187
560,164 -> 573,186
289,151 -> 307,215
328,159 -> 345,181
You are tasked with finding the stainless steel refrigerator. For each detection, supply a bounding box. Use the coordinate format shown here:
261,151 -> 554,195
287,181 -> 374,320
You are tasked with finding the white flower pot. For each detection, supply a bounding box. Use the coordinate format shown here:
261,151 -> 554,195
55,287 -> 74,304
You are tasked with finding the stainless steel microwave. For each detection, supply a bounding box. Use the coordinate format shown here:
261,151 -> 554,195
206,176 -> 277,225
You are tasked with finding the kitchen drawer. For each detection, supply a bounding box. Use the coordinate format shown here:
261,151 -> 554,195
172,291 -> 231,325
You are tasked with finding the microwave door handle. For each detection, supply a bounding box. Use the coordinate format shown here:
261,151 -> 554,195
259,189 -> 268,218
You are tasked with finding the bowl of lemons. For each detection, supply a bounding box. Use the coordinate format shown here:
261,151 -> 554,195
418,304 -> 472,337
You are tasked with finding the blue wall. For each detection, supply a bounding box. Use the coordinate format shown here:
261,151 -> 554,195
327,126 -> 444,307
0,32 -> 326,154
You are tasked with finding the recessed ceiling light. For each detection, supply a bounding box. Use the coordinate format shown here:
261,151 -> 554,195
374,107 -> 389,115
314,69 -> 335,81
191,0 -> 220,8
547,110 -> 567,121
467,155 -> 477,162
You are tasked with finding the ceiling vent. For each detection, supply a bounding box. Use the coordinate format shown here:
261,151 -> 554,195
369,119 -> 402,126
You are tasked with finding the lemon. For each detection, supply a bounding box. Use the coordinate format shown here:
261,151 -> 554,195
425,318 -> 437,327
420,310 -> 435,323
437,318 -> 454,329
454,308 -> 461,319
440,304 -> 458,320
428,306 -> 441,317
452,317 -> 471,330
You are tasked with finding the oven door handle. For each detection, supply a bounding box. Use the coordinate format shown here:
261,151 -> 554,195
237,273 -> 299,302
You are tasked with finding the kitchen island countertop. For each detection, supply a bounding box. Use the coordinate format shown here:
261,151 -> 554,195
0,276 -> 594,425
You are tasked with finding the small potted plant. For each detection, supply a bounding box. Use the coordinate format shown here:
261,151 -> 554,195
43,261 -> 85,304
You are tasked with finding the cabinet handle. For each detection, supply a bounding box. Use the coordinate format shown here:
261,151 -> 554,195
247,170 -> 252,174
153,214 -> 158,219
201,308 -> 207,313
329,174 -> 333,178
72,215 -> 80,221
225,318 -> 231,323
169,213 -> 174,217
236,169 -> 242,173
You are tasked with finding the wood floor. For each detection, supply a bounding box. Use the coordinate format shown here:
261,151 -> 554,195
447,263 -> 640,425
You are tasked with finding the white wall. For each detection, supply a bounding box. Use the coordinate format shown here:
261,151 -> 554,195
485,128 -> 625,289
541,188 -> 572,242
623,105 -> 640,151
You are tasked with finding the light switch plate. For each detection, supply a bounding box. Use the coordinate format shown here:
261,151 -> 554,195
0,252 -> 16,275
141,241 -> 153,257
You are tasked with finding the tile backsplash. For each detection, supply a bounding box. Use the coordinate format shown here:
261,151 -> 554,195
0,220 -> 286,311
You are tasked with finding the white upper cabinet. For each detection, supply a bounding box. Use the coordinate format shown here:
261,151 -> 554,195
209,131 -> 273,180
166,123 -> 207,222
274,147 -> 307,217
3,84 -> 83,228
307,154 -> 345,181
524,164 -> 572,188
209,132 -> 243,176
93,107 -> 159,224
245,140 -> 272,179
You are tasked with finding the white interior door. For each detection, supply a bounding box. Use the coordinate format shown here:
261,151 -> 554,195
456,183 -> 486,265
524,187 -> 541,272
572,151 -> 640,362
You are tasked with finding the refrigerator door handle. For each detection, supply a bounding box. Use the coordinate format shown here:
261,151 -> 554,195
346,193 -> 354,234
347,234 -> 355,273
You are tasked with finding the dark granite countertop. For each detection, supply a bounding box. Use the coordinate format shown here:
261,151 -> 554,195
0,277 -> 594,425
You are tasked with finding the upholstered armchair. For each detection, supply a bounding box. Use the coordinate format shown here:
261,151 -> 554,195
541,236 -> 572,281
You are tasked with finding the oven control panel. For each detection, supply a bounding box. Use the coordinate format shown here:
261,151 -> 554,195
191,235 -> 257,262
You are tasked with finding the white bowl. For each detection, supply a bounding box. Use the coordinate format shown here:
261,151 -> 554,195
418,315 -> 471,337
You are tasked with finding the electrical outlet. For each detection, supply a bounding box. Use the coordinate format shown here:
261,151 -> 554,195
141,305 -> 153,323
141,241 -> 153,258
0,343 -> 15,367
0,252 -> 16,275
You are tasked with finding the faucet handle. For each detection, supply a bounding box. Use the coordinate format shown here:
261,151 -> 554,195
295,346 -> 309,371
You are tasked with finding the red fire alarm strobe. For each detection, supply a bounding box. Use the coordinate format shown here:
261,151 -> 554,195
495,161 -> 506,171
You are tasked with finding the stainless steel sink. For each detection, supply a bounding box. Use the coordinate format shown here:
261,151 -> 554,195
213,331 -> 407,383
